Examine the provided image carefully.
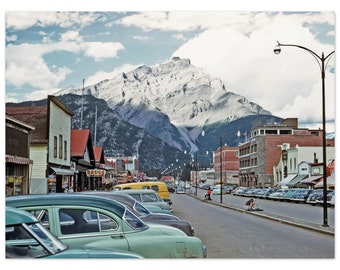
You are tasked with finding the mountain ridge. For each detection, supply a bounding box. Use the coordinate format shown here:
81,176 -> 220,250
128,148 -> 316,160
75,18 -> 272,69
56,57 -> 272,153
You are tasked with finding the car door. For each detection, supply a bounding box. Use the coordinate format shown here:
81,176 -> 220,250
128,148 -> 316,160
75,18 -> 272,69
20,205 -> 130,252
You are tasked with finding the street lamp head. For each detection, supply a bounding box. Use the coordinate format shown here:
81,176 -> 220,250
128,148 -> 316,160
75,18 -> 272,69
274,45 -> 281,55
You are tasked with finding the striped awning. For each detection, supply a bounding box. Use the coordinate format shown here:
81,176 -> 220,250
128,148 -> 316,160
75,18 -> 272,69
6,155 -> 33,165
300,175 -> 323,184
287,174 -> 308,187
277,174 -> 296,187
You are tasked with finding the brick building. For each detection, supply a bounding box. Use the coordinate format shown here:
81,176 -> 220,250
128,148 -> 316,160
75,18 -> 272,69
213,146 -> 239,186
238,118 -> 335,188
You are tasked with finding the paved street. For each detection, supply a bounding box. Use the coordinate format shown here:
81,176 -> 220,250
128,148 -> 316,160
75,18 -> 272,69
170,191 -> 335,259
187,187 -> 335,235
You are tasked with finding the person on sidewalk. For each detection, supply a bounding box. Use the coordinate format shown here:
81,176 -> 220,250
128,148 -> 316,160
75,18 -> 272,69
246,198 -> 255,210
205,187 -> 212,200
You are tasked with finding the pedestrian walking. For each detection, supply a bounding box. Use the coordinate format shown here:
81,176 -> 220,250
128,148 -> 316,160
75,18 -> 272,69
205,187 -> 212,200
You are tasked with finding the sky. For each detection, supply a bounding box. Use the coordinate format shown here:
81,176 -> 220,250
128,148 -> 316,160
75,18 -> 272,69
2,1 -> 337,137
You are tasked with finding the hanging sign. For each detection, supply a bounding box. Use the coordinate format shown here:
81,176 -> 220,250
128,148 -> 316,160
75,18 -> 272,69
86,169 -> 106,177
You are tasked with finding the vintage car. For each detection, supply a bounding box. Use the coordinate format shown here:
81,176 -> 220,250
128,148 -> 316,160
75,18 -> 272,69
6,194 -> 206,258
112,181 -> 172,205
5,206 -> 143,259
113,189 -> 173,213
78,191 -> 195,236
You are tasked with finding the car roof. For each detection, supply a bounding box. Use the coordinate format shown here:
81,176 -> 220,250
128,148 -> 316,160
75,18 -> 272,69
115,189 -> 158,195
6,193 -> 126,218
117,181 -> 166,186
6,206 -> 38,226
80,191 -> 137,207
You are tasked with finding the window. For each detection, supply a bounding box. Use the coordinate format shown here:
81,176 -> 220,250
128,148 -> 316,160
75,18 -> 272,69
27,209 -> 50,229
59,135 -> 63,159
53,136 -> 57,157
6,224 -> 49,258
59,209 -> 118,235
151,185 -> 159,192
64,141 -> 67,160
141,193 -> 158,202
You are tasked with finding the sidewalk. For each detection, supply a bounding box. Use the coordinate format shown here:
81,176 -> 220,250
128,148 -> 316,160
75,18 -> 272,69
188,193 -> 335,236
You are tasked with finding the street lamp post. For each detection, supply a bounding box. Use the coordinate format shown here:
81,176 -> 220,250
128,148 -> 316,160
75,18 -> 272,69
201,130 -> 232,203
194,152 -> 199,196
274,41 -> 335,227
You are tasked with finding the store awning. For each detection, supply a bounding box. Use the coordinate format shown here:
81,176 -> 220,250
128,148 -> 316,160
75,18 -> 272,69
6,155 -> 33,165
287,174 -> 308,187
314,172 -> 335,188
300,175 -> 323,185
277,174 -> 296,187
51,167 -> 75,175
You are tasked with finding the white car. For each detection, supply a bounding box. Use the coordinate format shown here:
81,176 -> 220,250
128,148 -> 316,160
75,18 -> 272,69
176,187 -> 185,194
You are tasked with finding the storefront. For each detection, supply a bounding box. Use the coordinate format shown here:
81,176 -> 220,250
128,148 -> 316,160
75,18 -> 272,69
48,167 -> 75,193
5,155 -> 32,196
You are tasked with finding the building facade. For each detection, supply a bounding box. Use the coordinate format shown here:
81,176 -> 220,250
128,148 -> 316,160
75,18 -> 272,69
6,96 -> 74,194
212,146 -> 239,186
5,116 -> 35,196
238,118 -> 335,188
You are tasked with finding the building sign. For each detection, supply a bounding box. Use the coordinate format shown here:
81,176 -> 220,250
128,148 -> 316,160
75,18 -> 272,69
86,169 -> 106,177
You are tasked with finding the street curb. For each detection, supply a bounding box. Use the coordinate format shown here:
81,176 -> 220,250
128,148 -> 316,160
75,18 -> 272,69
187,193 -> 334,236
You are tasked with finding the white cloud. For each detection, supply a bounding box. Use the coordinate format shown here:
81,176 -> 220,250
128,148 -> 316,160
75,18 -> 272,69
5,11 -> 100,30
61,30 -> 83,42
6,40 -> 125,88
170,12 -> 335,130
132,35 -> 153,41
82,42 -> 125,61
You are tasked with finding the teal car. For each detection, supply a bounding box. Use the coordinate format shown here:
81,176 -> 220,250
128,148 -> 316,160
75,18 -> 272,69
6,194 -> 206,258
5,206 -> 143,258
113,189 -> 173,214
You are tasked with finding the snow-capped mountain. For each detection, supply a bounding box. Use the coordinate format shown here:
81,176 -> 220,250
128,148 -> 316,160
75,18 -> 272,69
57,57 -> 271,152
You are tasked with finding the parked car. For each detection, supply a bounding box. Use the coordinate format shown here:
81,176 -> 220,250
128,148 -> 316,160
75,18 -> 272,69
211,185 -> 231,195
290,189 -> 313,203
306,189 -> 332,205
200,183 -> 213,190
243,188 -> 262,197
223,185 -> 236,194
112,181 -> 172,205
254,188 -> 268,198
114,189 -> 173,213
262,188 -> 279,199
6,194 -> 206,258
268,189 -> 288,200
281,188 -> 300,202
233,187 -> 250,196
79,191 -> 194,236
315,191 -> 335,207
6,206 -> 143,259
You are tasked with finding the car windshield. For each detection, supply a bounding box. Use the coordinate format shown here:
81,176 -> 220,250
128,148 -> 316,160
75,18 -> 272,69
141,193 -> 159,202
134,201 -> 151,215
123,209 -> 148,230
6,222 -> 67,258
